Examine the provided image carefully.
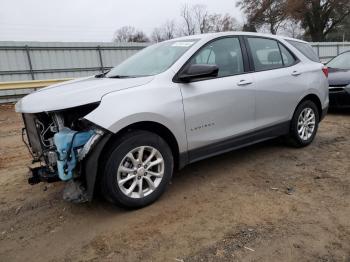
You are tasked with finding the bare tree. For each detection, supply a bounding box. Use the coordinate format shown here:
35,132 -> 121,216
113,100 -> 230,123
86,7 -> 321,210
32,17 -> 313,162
192,4 -> 209,33
163,20 -> 177,40
130,31 -> 149,43
151,20 -> 177,42
113,26 -> 136,43
180,4 -> 196,35
206,14 -> 241,33
242,23 -> 257,32
151,28 -> 163,43
113,26 -> 149,43
179,4 -> 240,35
220,14 -> 241,31
115,4 -> 244,43
280,19 -> 304,38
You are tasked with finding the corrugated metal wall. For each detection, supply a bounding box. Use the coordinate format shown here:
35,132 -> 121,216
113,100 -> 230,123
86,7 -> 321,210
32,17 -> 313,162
0,41 -> 148,82
0,41 -> 349,83
311,42 -> 350,62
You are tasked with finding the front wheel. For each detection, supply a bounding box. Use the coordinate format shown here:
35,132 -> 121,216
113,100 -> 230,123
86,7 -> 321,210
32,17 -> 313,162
101,130 -> 174,208
287,100 -> 319,148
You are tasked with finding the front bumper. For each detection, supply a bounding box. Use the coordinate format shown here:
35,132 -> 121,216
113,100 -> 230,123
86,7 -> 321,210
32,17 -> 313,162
329,86 -> 350,108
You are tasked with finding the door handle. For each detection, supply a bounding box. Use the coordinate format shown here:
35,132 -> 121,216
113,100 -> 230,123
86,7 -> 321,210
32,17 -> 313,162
291,71 -> 302,76
237,80 -> 253,86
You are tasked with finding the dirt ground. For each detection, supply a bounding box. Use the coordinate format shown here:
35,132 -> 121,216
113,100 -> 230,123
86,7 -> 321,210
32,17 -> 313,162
0,104 -> 349,262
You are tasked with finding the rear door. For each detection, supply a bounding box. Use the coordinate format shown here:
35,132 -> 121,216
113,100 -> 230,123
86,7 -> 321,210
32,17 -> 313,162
244,36 -> 306,129
177,37 -> 255,160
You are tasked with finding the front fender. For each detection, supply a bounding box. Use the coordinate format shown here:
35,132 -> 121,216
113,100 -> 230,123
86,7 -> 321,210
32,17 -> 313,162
84,84 -> 187,153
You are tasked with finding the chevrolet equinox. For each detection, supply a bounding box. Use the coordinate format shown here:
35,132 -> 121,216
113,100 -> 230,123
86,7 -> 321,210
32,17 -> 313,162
16,32 -> 329,208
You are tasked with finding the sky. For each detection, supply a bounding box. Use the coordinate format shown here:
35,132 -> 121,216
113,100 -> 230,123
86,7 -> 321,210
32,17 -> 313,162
0,0 -> 243,42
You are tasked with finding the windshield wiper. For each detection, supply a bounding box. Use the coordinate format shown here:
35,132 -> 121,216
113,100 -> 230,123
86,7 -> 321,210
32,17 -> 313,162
107,74 -> 151,79
107,75 -> 132,79
95,70 -> 111,78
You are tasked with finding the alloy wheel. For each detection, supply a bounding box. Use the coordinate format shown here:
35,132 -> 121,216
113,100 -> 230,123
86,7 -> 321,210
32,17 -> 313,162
297,108 -> 316,141
117,146 -> 165,199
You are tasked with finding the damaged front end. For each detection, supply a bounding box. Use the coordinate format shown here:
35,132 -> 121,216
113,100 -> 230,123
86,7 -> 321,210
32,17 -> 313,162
21,103 -> 107,203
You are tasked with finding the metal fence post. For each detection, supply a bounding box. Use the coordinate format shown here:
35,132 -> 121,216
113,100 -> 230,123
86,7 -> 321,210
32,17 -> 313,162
336,44 -> 340,55
97,45 -> 105,73
25,45 -> 35,80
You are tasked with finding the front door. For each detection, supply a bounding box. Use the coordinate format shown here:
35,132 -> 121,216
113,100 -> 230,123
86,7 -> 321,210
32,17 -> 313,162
177,37 -> 255,161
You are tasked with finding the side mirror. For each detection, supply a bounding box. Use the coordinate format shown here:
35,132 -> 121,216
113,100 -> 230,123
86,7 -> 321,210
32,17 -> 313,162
178,64 -> 219,83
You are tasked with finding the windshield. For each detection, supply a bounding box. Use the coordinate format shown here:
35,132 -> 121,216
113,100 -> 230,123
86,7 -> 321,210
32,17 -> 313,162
327,52 -> 350,70
106,40 -> 199,78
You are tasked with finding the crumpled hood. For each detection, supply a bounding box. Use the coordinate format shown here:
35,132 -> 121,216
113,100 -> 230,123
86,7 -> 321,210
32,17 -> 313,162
15,76 -> 154,113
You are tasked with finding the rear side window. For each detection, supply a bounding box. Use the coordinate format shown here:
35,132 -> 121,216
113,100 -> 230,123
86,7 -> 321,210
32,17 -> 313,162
247,38 -> 283,71
287,40 -> 320,62
279,43 -> 296,66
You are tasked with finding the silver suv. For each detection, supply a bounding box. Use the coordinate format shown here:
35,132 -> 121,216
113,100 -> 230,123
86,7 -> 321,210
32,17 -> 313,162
16,32 -> 329,208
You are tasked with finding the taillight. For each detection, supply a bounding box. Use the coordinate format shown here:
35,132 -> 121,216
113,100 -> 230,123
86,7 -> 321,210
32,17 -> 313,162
322,66 -> 329,78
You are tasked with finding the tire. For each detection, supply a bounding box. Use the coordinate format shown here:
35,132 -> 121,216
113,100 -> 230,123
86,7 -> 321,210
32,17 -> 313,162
101,130 -> 173,209
287,100 -> 320,148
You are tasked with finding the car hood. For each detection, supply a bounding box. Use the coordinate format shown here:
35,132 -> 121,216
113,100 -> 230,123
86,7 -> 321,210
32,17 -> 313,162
328,67 -> 350,87
15,76 -> 154,113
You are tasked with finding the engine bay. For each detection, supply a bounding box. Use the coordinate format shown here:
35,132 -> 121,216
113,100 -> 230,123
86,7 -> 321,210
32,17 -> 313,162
22,103 -> 104,202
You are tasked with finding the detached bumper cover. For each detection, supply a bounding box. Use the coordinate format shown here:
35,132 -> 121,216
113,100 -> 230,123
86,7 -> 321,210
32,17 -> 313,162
329,86 -> 350,108
83,133 -> 112,201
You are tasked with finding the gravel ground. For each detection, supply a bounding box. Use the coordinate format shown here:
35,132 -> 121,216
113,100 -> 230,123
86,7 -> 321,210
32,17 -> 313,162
0,104 -> 349,262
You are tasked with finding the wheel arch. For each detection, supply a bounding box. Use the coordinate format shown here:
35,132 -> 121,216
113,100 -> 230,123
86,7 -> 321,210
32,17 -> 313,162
292,93 -> 322,120
109,121 -> 183,171
84,120 -> 186,202
299,94 -> 322,119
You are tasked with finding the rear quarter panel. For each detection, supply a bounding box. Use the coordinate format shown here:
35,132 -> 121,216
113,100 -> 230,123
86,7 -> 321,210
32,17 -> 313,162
280,39 -> 329,116
288,62 -> 329,120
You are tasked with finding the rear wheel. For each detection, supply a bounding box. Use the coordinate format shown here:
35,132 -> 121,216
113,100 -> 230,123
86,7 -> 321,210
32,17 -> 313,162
101,130 -> 173,208
287,100 -> 319,147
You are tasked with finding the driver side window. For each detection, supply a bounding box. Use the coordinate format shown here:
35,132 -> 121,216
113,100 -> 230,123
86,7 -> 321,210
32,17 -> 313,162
190,37 -> 245,77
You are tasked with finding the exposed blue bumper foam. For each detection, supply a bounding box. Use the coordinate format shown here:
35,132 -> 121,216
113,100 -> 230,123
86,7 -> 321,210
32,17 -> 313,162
54,128 -> 95,181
